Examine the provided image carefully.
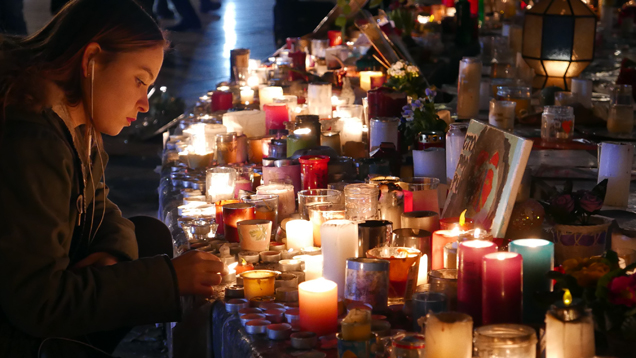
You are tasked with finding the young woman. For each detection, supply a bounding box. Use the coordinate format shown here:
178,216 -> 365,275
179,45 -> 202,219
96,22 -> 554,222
0,0 -> 226,356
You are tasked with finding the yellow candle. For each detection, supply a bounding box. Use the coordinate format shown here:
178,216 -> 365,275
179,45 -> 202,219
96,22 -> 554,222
240,270 -> 277,299
359,71 -> 384,91
341,308 -> 372,341
299,278 -> 338,337
240,87 -> 255,104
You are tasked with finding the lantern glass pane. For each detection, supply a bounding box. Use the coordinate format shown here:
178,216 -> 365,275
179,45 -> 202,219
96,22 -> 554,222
530,0 -> 551,13
570,0 -> 595,15
523,15 -> 543,58
547,0 -> 573,15
542,16 -> 574,60
572,17 -> 595,60
565,61 -> 591,77
543,60 -> 570,77
526,58 -> 546,76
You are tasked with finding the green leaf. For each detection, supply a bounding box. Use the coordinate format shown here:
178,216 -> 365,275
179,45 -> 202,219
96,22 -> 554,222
343,4 -> 352,14
335,15 -> 347,28
370,0 -> 384,7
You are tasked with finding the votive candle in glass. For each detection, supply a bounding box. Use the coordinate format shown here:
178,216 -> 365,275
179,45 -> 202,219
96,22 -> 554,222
321,131 -> 341,155
298,278 -> 338,336
298,189 -> 342,220
545,300 -> 595,358
357,220 -> 392,258
263,103 -> 289,132
215,199 -> 240,236
307,82 -> 332,119
257,183 -> 296,222
474,324 -> 537,358
240,87 -> 255,104
431,229 -> 461,270
482,252 -> 523,325
369,117 -> 399,152
287,128 -> 319,157
206,167 -> 237,203
259,86 -> 284,110
223,203 -> 256,243
367,87 -> 408,121
425,312 -> 473,358
359,71 -> 384,92
241,194 -> 279,238
367,247 -> 421,304
497,86 -> 531,120
233,165 -> 254,198
211,90 -> 233,112
308,203 -> 345,247
457,57 -> 482,120
248,136 -> 266,165
237,219 -> 272,251
241,270 -> 278,299
344,183 -> 379,223
299,155 -> 330,190
541,106 -> 575,142
509,239 -> 554,323
215,132 -> 240,165
286,220 -> 314,250
321,220 -> 358,297
488,99 -> 516,132
428,269 -> 458,311
401,177 -> 440,213
457,240 -> 497,326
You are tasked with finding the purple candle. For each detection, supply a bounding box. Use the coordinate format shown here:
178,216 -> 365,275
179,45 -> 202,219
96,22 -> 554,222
482,252 -> 523,325
457,240 -> 496,325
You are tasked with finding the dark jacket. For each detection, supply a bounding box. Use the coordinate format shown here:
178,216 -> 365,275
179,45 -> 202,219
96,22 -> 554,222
0,108 -> 181,357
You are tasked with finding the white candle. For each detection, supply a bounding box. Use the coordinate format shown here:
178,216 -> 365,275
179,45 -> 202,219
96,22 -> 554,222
457,57 -> 482,120
416,255 -> 428,285
206,167 -> 237,203
359,71 -> 383,91
425,312 -> 473,358
339,117 -> 364,147
294,254 -> 324,280
183,123 -> 227,154
259,86 -> 283,110
571,78 -> 593,109
286,220 -> 314,250
545,304 -> 595,358
413,148 -> 446,183
240,87 -> 255,104
307,83 -> 332,119
598,142 -> 634,207
320,220 -> 358,297
256,184 -> 296,222
222,110 -> 266,138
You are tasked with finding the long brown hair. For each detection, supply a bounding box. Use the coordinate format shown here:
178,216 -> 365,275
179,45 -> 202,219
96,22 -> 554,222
0,0 -> 166,125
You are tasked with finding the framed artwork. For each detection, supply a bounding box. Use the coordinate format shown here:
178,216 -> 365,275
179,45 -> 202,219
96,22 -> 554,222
442,120 -> 533,238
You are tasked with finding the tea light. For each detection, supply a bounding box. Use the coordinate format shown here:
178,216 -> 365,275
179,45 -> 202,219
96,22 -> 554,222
245,319 -> 271,334
225,298 -> 250,313
264,309 -> 285,323
260,302 -> 285,310
482,252 -> 522,325
259,86 -> 283,110
457,240 -> 497,326
282,248 -> 302,259
359,71 -> 384,91
321,220 -> 358,297
298,278 -> 338,336
290,332 -> 317,349
240,313 -> 266,326
267,323 -> 292,340
301,247 -> 322,255
279,259 -> 302,272
425,312 -> 473,358
285,308 -> 301,329
240,87 -> 255,104
225,285 -> 245,299
294,254 -> 323,280
260,251 -> 282,263
269,242 -> 286,252
431,228 -> 462,270
240,270 -> 278,300
238,307 -> 263,315
286,220 -> 314,250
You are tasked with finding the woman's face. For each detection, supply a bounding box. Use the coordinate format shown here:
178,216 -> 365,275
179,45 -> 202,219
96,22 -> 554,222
91,45 -> 164,136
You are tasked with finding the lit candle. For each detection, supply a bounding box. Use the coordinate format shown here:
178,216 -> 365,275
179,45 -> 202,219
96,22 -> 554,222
294,254 -> 323,280
457,240 -> 497,325
431,228 -> 462,270
287,128 -> 318,157
307,82 -> 332,119
482,252 -> 523,325
240,87 -> 255,104
339,117 -> 364,151
223,203 -> 256,243
263,103 -> 289,132
545,293 -> 595,358
222,110 -> 266,138
359,71 -> 384,92
206,167 -> 237,203
425,312 -> 473,358
240,270 -> 278,300
256,184 -> 296,222
509,238 -> 555,323
259,86 -> 284,110
298,279 -> 338,338
286,220 -> 314,250
320,131 -> 341,155
320,220 -> 358,297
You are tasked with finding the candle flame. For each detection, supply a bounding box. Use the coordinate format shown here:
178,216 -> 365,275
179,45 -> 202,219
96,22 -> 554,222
474,228 -> 481,238
497,253 -> 507,261
294,128 -> 311,135
450,226 -> 461,236
563,289 -> 572,306
227,262 -> 238,274
240,258 -> 247,265
459,210 -> 467,226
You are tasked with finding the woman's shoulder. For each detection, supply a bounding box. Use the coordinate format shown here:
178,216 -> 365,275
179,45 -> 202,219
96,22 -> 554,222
3,107 -> 71,145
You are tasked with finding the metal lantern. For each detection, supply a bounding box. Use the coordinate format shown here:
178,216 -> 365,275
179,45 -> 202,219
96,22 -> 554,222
522,0 -> 597,78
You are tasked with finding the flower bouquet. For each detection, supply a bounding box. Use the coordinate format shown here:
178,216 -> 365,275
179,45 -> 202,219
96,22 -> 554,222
398,88 -> 447,151
385,60 -> 428,99
544,179 -> 608,225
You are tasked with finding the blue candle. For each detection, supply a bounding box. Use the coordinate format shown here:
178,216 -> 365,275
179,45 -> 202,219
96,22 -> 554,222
509,239 -> 554,324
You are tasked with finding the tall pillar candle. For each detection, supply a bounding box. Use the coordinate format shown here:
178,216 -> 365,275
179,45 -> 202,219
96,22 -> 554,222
367,87 -> 408,120
321,220 -> 358,297
294,254 -> 324,280
263,103 -> 289,132
509,239 -> 554,323
369,117 -> 399,152
456,57 -> 482,120
307,82 -> 332,119
457,240 -> 497,325
431,229 -> 461,271
259,86 -> 284,110
598,142 -> 634,207
286,220 -> 314,250
359,71 -> 384,92
298,278 -> 338,337
482,252 -> 523,325
413,148 -> 446,183
222,109 -> 267,138
545,300 -> 595,358
256,183 -> 296,222
425,312 -> 473,358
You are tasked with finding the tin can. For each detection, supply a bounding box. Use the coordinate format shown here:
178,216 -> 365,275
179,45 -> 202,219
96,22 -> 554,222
345,258 -> 390,311
391,334 -> 426,358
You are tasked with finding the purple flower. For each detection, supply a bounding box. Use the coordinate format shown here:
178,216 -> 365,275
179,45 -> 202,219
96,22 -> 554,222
413,99 -> 422,107
402,105 -> 411,112
578,190 -> 603,213
425,88 -> 436,98
551,194 -> 575,216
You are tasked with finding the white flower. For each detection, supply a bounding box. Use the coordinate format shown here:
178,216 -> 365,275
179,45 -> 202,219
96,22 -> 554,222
406,65 -> 419,74
395,69 -> 405,77
393,61 -> 404,70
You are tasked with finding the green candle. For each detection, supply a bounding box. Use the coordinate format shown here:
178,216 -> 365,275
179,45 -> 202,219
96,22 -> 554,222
287,128 -> 318,157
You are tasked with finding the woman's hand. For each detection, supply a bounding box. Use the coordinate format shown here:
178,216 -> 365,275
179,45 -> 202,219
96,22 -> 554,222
171,250 -> 228,296
72,252 -> 119,270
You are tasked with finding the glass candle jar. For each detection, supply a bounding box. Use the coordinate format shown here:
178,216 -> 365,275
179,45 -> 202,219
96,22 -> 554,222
233,165 -> 254,199
248,136 -> 267,165
375,180 -> 405,230
367,87 -> 408,121
307,203 -> 346,247
400,177 -> 440,213
412,292 -> 447,332
541,106 -> 575,142
259,86 -> 284,110
344,183 -> 379,223
237,219 -> 272,252
206,167 -> 237,203
215,132 -> 239,165
241,194 -> 279,238
488,99 -> 517,132
263,103 -> 290,132
215,199 -> 240,236
367,247 -> 421,304
261,159 -> 302,195
307,82 -> 332,119
428,268 -> 458,310
497,86 -> 531,120
345,258 -> 390,311
268,138 -> 288,159
608,84 -> 634,134
211,90 -> 233,112
369,117 -> 399,152
240,270 -> 278,299
223,203 -> 256,243
554,91 -> 576,106
311,39 -> 329,58
256,184 -> 296,222
299,155 -> 330,190
474,324 -> 537,358
297,189 -> 342,220
295,115 -> 322,144
321,131 -> 341,154
287,128 -> 319,157
457,57 -> 482,120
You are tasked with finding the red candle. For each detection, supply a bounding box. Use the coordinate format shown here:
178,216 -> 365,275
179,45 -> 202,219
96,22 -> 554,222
215,199 -> 241,235
299,155 -> 330,190
263,103 -> 289,132
431,229 -> 461,270
439,217 -> 475,231
367,87 -> 408,119
369,74 -> 387,89
222,203 -> 255,243
482,252 -> 523,325
327,30 -> 342,46
211,91 -> 233,112
403,190 -> 413,213
457,240 -> 497,326
289,51 -> 307,81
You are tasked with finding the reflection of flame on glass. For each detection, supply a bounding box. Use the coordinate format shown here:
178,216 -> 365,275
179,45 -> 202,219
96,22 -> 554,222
228,262 -> 239,274
459,210 -> 467,226
563,289 -> 572,306
294,128 -> 311,135
450,226 -> 461,236
474,228 -> 481,238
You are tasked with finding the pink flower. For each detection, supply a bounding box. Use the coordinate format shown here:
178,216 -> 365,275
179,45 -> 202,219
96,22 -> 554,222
608,275 -> 636,307
578,191 -> 604,213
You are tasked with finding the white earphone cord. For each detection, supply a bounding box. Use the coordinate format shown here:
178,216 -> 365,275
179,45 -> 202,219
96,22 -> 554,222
87,60 -> 106,243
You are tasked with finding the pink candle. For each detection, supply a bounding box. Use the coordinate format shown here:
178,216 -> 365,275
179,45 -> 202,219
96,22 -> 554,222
482,252 -> 523,325
264,103 -> 289,132
298,278 -> 338,337
431,229 -> 460,270
233,178 -> 253,199
404,190 -> 413,212
211,91 -> 233,112
457,240 -> 496,325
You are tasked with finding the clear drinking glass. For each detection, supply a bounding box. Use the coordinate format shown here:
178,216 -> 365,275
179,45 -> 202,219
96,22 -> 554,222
428,269 -> 458,311
488,99 -> 517,131
608,85 -> 634,134
400,177 -> 440,213
496,86 -> 531,119
297,189 -> 342,220
541,106 -> 575,141
344,183 -> 380,223
474,324 -> 537,358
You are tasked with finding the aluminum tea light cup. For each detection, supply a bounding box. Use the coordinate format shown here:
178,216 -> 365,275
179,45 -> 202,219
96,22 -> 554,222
285,308 -> 301,329
225,298 -> 249,313
267,323 -> 292,340
240,313 -> 266,326
264,308 -> 285,323
238,307 -> 263,316
290,332 -> 318,349
250,296 -> 276,307
279,259 -> 302,272
225,285 -> 245,299
239,251 -> 260,264
245,319 -> 271,334
260,250 -> 282,263
260,302 -> 285,310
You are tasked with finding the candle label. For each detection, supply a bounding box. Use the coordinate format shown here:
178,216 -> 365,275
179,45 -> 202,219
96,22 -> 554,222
345,268 -> 389,311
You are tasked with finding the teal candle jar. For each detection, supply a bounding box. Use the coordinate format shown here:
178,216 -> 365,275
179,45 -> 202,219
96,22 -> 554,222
509,239 -> 554,324
287,128 -> 319,157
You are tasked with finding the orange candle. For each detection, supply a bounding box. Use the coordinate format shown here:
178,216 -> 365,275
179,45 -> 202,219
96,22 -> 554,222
298,278 -> 338,336
431,229 -> 461,270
